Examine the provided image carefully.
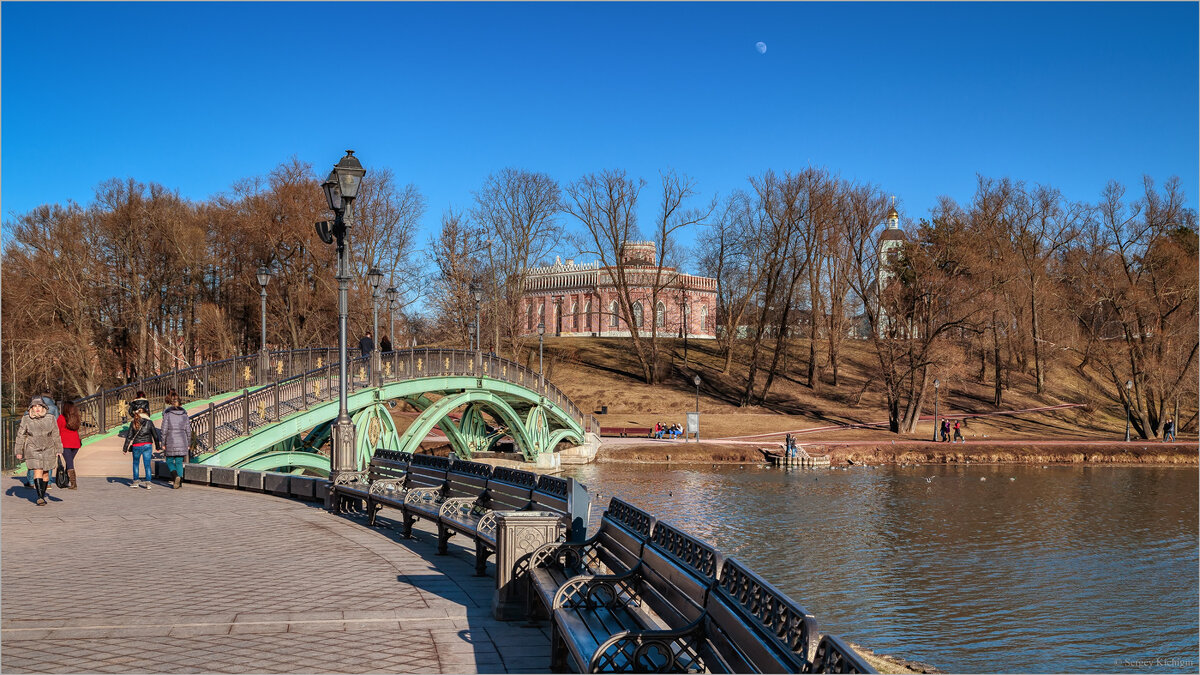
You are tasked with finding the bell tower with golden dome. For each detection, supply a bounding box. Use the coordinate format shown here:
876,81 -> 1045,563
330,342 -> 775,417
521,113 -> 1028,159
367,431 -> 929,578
876,197 -> 906,332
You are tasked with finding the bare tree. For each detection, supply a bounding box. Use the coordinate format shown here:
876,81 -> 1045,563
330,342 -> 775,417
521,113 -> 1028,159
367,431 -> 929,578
471,168 -> 562,357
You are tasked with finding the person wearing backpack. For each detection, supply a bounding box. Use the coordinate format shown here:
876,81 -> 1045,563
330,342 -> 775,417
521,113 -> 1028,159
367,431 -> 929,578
123,409 -> 160,489
159,392 -> 191,489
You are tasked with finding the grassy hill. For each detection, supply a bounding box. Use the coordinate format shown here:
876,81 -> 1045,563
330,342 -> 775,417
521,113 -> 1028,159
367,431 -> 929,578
524,336 -> 1149,442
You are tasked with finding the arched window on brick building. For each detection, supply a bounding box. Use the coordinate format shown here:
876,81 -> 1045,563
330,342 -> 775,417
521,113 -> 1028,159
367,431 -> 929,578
609,301 -> 619,327
570,302 -> 577,330
584,300 -> 592,331
655,301 -> 666,328
632,301 -> 644,328
527,303 -> 534,330
699,304 -> 708,331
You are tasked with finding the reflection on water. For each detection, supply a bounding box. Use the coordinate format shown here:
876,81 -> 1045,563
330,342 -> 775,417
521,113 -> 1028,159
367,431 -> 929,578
565,463 -> 1199,673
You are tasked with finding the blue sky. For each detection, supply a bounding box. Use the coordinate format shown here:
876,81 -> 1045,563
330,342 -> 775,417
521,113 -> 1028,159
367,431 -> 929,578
3,2 -> 1196,267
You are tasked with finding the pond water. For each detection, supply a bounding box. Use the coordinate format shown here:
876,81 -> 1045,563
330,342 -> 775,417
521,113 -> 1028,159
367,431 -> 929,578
564,463 -> 1199,673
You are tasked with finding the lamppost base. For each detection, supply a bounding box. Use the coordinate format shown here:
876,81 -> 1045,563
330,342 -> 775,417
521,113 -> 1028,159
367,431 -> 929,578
330,418 -> 358,484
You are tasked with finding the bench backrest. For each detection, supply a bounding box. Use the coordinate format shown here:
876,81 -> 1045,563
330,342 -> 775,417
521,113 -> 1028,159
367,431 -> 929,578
638,520 -> 724,628
532,475 -> 591,541
591,498 -> 655,575
809,635 -> 876,674
485,466 -> 538,511
368,449 -> 411,482
406,453 -> 452,491
701,557 -> 818,673
443,459 -> 493,500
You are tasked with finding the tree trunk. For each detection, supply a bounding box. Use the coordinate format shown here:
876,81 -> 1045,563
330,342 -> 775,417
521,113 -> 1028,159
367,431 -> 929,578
992,311 -> 1003,407
1030,279 -> 1044,394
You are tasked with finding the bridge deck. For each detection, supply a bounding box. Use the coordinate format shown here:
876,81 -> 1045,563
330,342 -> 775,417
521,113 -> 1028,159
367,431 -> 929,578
1,477 -> 552,674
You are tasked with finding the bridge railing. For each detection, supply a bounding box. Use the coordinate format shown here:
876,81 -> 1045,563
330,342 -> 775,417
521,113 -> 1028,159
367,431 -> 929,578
71,347 -> 344,443
186,348 -> 588,456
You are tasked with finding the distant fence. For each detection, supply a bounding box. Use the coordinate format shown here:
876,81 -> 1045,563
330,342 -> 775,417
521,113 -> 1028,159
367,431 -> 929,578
2,416 -> 21,472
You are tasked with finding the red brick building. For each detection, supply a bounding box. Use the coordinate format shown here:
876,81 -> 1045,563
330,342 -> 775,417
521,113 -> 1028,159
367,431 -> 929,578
519,242 -> 717,339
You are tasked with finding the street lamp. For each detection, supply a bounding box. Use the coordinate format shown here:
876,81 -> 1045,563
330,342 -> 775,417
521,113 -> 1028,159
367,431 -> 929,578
1124,379 -> 1134,442
693,373 -> 701,443
256,266 -> 272,353
368,267 -> 383,383
537,322 -> 545,388
386,287 -> 397,352
681,289 -> 690,366
468,321 -> 476,351
932,378 -> 940,441
315,150 -> 366,482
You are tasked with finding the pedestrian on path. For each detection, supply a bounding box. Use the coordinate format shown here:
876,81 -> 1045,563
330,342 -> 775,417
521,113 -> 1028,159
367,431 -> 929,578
128,391 -> 150,418
123,409 -> 160,489
58,400 -> 82,490
24,392 -> 59,488
14,398 -> 62,506
160,392 -> 190,489
1163,418 -> 1176,442
952,420 -> 964,443
941,419 -> 951,443
359,331 -> 374,358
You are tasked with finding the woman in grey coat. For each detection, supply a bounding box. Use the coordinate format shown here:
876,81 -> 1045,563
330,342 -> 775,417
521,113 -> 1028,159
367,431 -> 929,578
159,392 -> 190,489
14,398 -> 63,505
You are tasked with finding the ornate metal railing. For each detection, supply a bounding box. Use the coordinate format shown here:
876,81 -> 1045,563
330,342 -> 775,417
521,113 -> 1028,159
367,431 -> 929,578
71,348 -> 339,442
68,346 -> 590,448
184,348 -> 589,455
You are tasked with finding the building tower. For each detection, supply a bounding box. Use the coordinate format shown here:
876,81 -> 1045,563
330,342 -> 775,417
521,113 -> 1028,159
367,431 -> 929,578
876,197 -> 905,333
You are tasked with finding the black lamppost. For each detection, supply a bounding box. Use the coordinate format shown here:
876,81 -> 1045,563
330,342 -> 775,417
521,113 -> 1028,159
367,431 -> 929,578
256,265 -> 272,357
1124,379 -> 1134,442
681,289 -> 690,366
932,378 -> 940,441
537,321 -> 545,388
315,150 -> 366,480
368,267 -> 383,384
386,286 -> 397,352
693,373 -> 701,442
471,283 -> 483,371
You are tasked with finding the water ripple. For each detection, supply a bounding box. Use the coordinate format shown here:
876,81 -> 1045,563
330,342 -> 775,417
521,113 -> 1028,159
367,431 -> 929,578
567,463 -> 1199,673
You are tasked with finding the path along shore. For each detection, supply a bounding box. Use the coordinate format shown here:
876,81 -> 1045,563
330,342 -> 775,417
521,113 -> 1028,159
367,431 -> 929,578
596,439 -> 1199,465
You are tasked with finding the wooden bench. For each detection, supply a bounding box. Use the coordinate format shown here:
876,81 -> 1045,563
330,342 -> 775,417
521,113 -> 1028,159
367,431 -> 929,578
599,426 -> 653,438
366,453 -> 452,529
527,497 -> 656,621
440,466 -> 540,574
329,449 -> 411,514
402,458 -> 494,553
550,519 -> 724,673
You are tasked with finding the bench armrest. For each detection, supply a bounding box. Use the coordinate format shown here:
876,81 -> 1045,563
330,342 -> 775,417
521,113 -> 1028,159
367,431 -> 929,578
404,486 -> 443,506
588,619 -> 707,673
333,471 -> 370,486
530,537 -> 602,572
439,496 -> 484,520
368,479 -> 406,496
476,510 -> 499,540
551,566 -> 643,610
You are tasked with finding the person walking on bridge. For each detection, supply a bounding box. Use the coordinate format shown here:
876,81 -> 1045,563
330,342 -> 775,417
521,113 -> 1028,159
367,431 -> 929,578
57,400 -> 82,490
380,334 -> 392,353
123,409 -> 160,489
359,331 -> 374,358
14,398 -> 62,506
160,392 -> 190,489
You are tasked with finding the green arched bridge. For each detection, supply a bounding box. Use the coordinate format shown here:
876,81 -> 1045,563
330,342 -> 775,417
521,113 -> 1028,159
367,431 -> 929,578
71,348 -> 599,477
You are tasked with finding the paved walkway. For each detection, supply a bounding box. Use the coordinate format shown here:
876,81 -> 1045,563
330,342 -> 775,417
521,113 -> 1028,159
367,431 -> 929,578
0,477 -> 552,673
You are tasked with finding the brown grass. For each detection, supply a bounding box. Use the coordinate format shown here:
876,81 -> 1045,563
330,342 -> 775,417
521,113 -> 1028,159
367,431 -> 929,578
532,336 -> 1181,442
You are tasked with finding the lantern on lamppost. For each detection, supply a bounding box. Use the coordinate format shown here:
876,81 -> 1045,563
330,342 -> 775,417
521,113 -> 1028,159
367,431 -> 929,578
386,286 -> 398,352
314,150 -> 366,482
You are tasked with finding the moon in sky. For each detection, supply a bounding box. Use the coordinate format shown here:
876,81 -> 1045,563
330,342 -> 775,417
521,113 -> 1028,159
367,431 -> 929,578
755,41 -> 767,54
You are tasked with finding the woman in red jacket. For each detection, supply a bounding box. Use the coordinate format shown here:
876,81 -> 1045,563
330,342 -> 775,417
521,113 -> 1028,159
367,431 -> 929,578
58,401 -> 83,490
